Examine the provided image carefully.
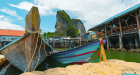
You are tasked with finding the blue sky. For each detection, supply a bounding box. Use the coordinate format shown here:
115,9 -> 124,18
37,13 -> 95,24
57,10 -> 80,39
0,0 -> 140,33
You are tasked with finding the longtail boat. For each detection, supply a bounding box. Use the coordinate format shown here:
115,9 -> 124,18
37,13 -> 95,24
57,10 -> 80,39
49,39 -> 105,64
0,6 -> 53,72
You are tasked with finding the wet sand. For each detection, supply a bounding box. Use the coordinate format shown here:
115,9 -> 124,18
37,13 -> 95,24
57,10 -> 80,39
21,59 -> 140,75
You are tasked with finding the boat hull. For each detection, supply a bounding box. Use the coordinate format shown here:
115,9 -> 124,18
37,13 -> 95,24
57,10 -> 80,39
72,57 -> 91,64
49,40 -> 101,64
1,34 -> 52,72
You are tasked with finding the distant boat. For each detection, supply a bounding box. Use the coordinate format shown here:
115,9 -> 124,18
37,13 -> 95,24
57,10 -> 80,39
49,39 -> 105,64
0,6 -> 53,72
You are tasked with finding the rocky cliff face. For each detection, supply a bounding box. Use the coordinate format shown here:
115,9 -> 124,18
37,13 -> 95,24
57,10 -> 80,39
55,10 -> 86,36
55,14 -> 69,33
71,19 -> 86,35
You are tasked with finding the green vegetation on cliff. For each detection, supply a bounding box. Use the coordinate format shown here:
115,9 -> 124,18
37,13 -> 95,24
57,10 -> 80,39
57,10 -> 71,26
71,18 -> 80,21
66,25 -> 78,38
57,10 -> 78,38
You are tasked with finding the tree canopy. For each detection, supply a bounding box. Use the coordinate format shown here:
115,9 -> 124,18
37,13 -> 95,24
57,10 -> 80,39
66,25 -> 78,38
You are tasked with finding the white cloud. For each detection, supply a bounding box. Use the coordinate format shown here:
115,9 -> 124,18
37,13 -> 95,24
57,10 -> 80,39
8,0 -> 140,31
8,1 -> 34,11
8,1 -> 54,15
0,8 -> 23,20
0,15 -> 24,30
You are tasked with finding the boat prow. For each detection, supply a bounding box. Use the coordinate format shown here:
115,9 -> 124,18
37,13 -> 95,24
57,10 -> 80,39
0,6 -> 53,72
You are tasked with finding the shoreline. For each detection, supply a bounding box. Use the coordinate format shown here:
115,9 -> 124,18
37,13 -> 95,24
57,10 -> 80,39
21,59 -> 140,75
107,48 -> 140,53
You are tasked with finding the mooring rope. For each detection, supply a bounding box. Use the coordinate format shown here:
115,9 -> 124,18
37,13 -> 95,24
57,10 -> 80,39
24,28 -> 42,72
25,27 -> 42,34
33,36 -> 42,71
24,27 -> 53,72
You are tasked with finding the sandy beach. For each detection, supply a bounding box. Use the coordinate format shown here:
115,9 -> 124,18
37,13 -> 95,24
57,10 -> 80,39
21,59 -> 140,75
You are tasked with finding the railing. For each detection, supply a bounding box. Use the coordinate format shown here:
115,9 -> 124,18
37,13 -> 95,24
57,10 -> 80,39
96,24 -> 137,37
122,24 -> 137,33
112,27 -> 120,34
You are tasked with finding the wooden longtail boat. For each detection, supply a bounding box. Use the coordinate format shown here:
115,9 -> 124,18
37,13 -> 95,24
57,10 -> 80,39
0,6 -> 53,72
49,39 -> 105,64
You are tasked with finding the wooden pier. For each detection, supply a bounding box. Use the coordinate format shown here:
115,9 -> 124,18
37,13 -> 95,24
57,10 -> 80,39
47,38 -> 92,48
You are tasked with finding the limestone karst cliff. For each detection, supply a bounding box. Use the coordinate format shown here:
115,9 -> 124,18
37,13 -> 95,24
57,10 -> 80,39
55,10 -> 86,37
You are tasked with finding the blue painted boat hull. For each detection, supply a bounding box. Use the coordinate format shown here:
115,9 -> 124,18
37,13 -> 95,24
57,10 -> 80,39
49,39 -> 105,64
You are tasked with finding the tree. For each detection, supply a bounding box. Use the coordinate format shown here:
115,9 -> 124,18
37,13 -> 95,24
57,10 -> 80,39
67,25 -> 78,38
42,32 -> 54,39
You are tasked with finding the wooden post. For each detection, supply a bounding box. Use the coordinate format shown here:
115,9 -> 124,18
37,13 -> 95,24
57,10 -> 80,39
135,36 -> 138,48
136,12 -> 140,30
109,40 -> 111,48
119,18 -> 123,49
110,24 -> 113,34
129,39 -> 132,49
119,18 -> 122,34
119,34 -> 123,49
136,12 -> 140,48
97,30 -> 99,39
105,24 -> 107,37
106,36 -> 109,49
53,33 -> 55,47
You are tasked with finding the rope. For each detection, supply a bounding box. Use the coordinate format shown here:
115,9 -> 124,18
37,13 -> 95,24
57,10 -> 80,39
25,28 -> 42,33
33,37 -> 42,71
24,27 -> 55,72
24,33 -> 39,72
24,28 -> 41,72
24,28 -> 53,72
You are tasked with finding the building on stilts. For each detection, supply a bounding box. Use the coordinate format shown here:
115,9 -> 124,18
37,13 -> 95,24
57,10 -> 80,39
89,4 -> 140,52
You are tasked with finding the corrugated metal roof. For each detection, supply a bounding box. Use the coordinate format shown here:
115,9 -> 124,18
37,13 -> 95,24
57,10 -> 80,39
89,3 -> 140,31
